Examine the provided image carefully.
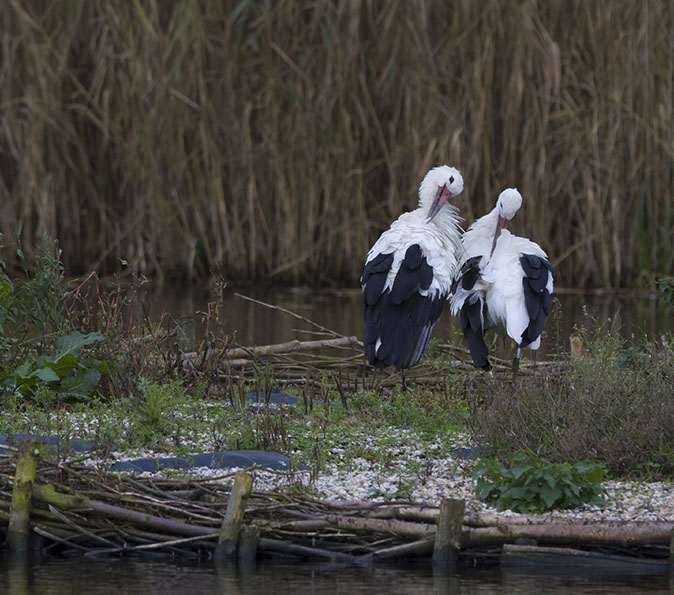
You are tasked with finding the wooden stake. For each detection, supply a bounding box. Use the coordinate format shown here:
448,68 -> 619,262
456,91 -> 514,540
7,439 -> 42,553
214,471 -> 254,560
238,524 -> 260,565
432,498 -> 464,573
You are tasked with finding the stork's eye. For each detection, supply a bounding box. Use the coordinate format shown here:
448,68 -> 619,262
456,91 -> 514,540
449,176 -> 455,184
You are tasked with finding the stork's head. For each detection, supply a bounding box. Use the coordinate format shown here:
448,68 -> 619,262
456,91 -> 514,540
490,188 -> 522,257
419,165 -> 464,223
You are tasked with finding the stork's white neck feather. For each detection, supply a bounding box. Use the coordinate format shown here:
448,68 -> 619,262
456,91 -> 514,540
463,206 -> 499,244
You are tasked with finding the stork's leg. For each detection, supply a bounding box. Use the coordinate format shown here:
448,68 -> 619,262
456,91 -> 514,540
401,369 -> 407,393
512,346 -> 521,382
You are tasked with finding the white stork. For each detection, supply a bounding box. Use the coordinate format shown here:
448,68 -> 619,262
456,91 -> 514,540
450,188 -> 554,377
361,165 -> 464,391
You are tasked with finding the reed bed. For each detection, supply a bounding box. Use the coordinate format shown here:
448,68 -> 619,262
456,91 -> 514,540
0,1 -> 672,287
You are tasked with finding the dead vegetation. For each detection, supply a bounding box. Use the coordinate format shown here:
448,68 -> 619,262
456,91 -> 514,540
1,1 -> 672,286
469,323 -> 674,477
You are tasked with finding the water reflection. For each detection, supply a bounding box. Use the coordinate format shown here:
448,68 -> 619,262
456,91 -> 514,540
138,284 -> 673,356
1,555 -> 670,595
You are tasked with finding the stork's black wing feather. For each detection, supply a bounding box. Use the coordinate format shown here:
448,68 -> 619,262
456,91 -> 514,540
451,256 -> 490,370
362,244 -> 445,371
520,253 -> 554,347
459,295 -> 490,371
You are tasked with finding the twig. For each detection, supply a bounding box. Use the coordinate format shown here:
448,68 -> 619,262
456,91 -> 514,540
234,293 -> 346,338
48,504 -> 118,547
84,532 -> 218,556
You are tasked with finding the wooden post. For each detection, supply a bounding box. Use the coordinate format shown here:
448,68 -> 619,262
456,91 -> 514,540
433,498 -> 464,573
669,527 -> 674,578
7,440 -> 42,553
214,471 -> 254,561
238,524 -> 260,566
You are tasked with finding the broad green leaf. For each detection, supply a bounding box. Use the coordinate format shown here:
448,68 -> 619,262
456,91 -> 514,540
32,367 -> 60,382
44,353 -> 78,378
54,331 -> 104,360
540,486 -> 562,508
510,464 -> 533,480
59,368 -> 101,397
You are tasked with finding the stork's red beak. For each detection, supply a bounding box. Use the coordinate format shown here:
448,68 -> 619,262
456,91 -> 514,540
426,185 -> 452,223
489,215 -> 508,257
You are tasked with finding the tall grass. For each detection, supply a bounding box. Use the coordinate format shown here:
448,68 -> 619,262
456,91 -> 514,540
0,1 -> 672,287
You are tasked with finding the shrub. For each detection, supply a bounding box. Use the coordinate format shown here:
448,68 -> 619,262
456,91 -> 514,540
468,322 -> 674,477
474,451 -> 608,513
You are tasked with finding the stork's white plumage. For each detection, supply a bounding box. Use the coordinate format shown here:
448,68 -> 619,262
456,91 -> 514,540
450,188 -> 554,375
361,165 -> 464,390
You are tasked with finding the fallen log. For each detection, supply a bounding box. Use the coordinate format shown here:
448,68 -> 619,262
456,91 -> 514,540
32,484 -> 217,538
258,537 -> 361,563
323,514 -> 434,538
225,337 -> 360,359
183,336 -> 361,363
462,521 -> 674,548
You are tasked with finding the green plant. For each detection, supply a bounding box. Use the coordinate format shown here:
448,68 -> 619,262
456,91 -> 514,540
128,378 -> 189,445
474,452 -> 608,514
10,331 -> 106,402
0,233 -> 68,340
656,277 -> 674,307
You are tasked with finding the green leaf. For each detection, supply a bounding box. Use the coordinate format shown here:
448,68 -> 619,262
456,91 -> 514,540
510,464 -> 533,480
33,367 -> 61,382
44,353 -> 78,378
54,331 -> 104,360
473,451 -> 607,513
540,486 -> 562,508
59,368 -> 101,397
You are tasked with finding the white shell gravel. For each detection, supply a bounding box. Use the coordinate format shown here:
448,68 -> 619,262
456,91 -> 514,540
75,427 -> 674,523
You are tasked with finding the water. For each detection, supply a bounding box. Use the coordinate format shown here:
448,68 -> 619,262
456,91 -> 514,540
140,283 -> 673,355
1,555 -> 670,594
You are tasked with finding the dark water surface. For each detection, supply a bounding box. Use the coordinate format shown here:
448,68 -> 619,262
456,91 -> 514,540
1,555 -> 670,595
142,283 -> 673,355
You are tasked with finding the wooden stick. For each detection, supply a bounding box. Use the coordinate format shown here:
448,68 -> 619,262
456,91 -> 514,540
372,538 -> 434,560
84,533 -> 218,556
215,471 -> 254,560
7,439 -> 41,553
225,336 -> 360,359
258,537 -> 360,563
33,524 -> 94,553
433,498 -> 464,573
33,484 -> 218,538
47,504 -> 118,547
234,293 -> 346,338
323,514 -> 434,538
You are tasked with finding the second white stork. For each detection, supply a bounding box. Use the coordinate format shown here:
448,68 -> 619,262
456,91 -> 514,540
450,188 -> 554,377
361,165 -> 464,391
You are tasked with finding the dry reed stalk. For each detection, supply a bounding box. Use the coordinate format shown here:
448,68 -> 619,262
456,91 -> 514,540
0,1 -> 672,287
